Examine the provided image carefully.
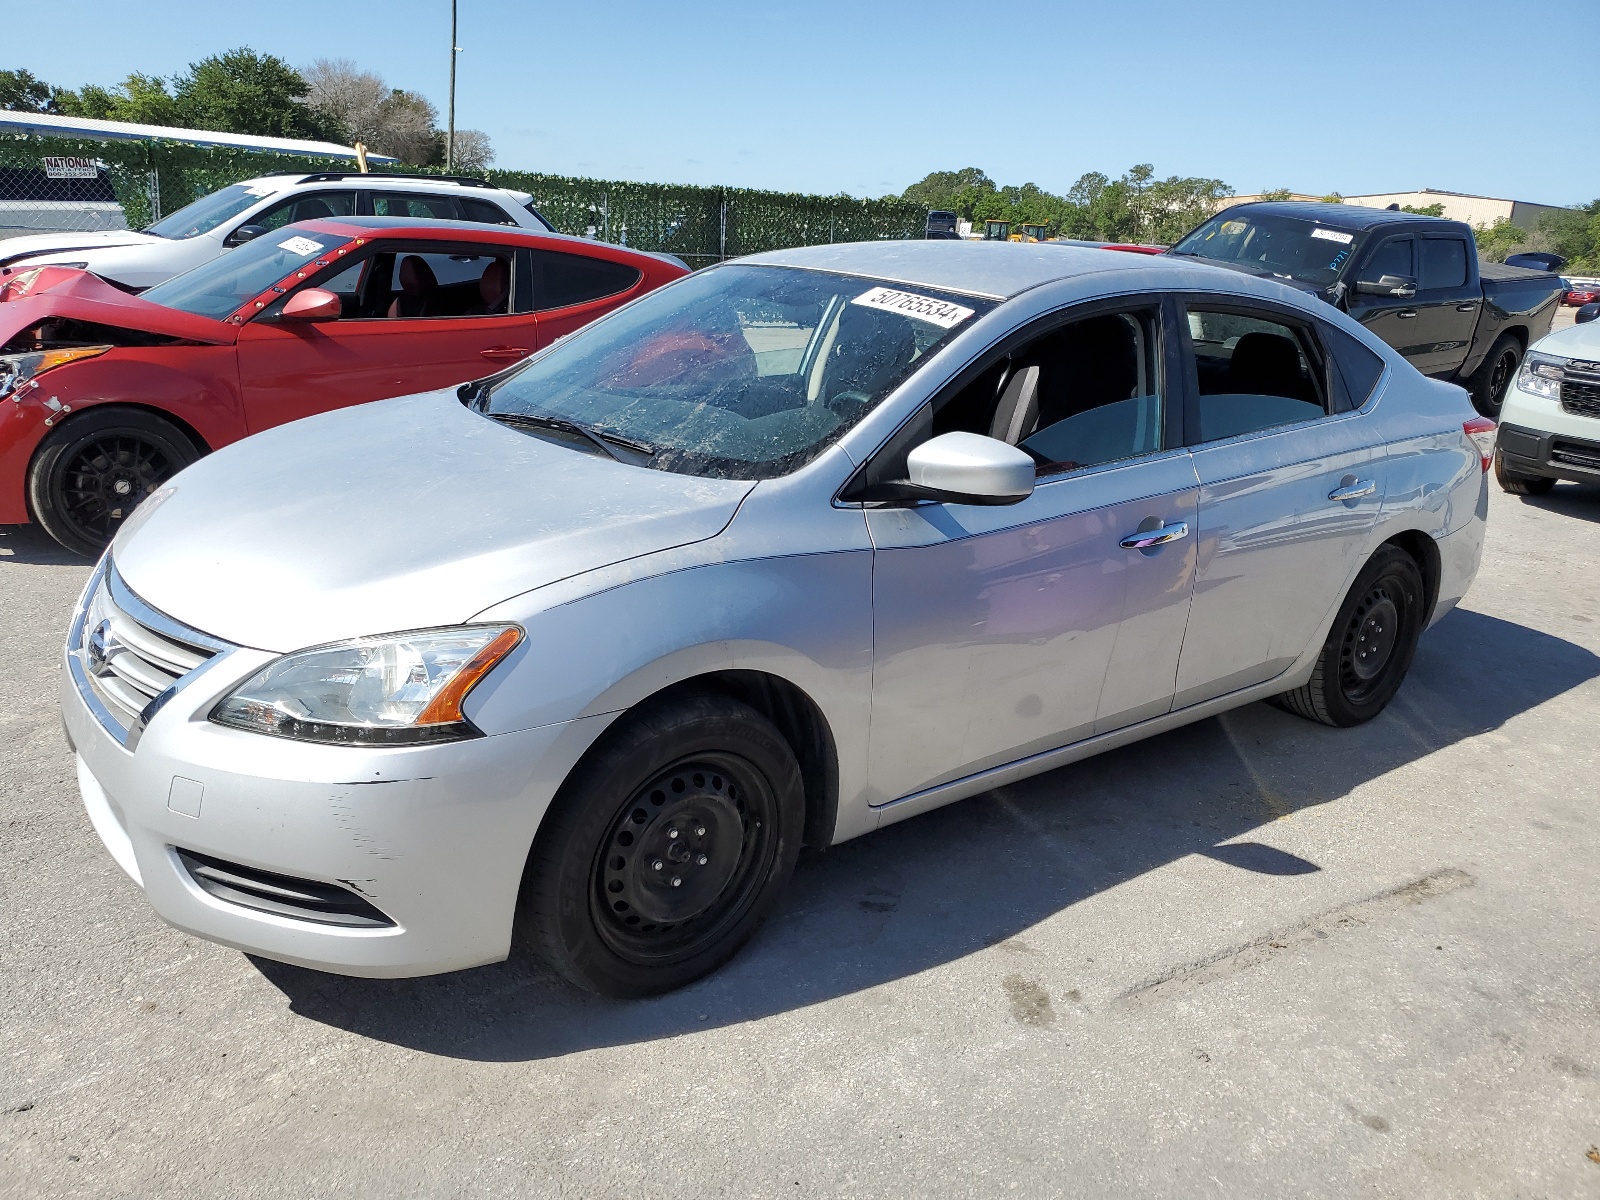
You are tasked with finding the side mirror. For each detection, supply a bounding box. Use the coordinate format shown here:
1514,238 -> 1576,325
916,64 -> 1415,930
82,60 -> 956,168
279,287 -> 342,322
902,432 -> 1035,505
1355,273 -> 1417,299
1577,302 -> 1599,325
225,224 -> 270,248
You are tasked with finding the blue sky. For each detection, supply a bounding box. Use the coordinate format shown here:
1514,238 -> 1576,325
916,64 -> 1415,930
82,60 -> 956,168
11,0 -> 1598,204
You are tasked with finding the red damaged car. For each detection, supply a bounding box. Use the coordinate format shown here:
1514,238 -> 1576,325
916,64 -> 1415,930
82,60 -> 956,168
0,217 -> 687,554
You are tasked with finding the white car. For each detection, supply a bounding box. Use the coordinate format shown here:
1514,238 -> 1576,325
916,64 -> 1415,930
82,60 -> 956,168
1494,318 -> 1600,494
0,171 -> 555,291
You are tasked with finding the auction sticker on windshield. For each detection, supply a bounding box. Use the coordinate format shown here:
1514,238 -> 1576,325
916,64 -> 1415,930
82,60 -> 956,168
851,286 -> 975,329
278,235 -> 325,256
1311,228 -> 1354,244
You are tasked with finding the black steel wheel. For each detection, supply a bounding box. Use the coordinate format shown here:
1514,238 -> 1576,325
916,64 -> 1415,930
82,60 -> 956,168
1468,334 -> 1522,419
1274,545 -> 1426,728
521,691 -> 804,997
28,408 -> 199,556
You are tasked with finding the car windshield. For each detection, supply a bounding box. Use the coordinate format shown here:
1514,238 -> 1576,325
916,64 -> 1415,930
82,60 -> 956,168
480,264 -> 994,480
143,183 -> 275,240
141,229 -> 353,320
1171,212 -> 1361,287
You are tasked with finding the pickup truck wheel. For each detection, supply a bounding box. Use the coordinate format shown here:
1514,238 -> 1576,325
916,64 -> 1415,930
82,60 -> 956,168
1273,545 -> 1425,728
520,691 -> 804,997
1468,335 -> 1522,419
1493,448 -> 1555,495
27,408 -> 200,557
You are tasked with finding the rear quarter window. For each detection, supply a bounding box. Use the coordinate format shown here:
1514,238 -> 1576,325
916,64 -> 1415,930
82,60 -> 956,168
1320,322 -> 1386,411
529,249 -> 641,310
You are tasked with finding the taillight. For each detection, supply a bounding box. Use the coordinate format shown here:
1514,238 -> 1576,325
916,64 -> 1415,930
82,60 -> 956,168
1463,416 -> 1496,472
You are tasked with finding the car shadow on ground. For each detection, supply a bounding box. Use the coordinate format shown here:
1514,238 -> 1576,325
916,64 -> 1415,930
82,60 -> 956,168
1518,481 -> 1600,525
254,606 -> 1599,1061
0,523 -> 92,566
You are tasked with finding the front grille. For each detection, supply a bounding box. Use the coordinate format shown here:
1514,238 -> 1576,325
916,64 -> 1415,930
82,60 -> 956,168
1560,378 -> 1600,420
1551,440 -> 1600,473
69,561 -> 232,745
176,849 -> 395,928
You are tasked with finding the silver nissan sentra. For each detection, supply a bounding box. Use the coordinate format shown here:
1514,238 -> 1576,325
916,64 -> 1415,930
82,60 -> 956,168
61,240 -> 1492,997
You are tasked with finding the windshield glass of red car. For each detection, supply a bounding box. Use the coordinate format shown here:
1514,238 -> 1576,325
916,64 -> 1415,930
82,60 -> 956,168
1171,213 -> 1360,287
481,264 -> 995,480
141,230 -> 353,321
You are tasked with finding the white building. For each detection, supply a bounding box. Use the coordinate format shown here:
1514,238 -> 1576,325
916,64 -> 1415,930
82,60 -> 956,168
1341,189 -> 1569,231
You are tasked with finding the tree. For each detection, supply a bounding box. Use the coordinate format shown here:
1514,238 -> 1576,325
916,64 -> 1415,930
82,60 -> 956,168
1400,203 -> 1445,216
302,59 -> 386,147
1536,202 -> 1600,271
1473,217 -> 1528,263
1258,188 -> 1294,201
53,72 -> 182,125
372,89 -> 442,165
0,68 -> 57,112
450,129 -> 494,172
172,48 -> 337,140
901,168 -> 997,217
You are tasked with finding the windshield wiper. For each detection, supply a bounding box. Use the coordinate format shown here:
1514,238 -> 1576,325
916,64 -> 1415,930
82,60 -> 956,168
486,411 -> 654,462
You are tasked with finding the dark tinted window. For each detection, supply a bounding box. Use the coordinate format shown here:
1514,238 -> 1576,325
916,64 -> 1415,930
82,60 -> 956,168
460,197 -> 517,225
530,249 -> 641,310
1320,322 -> 1386,412
250,190 -> 357,232
1420,238 -> 1469,289
1186,308 -> 1326,441
1359,237 -> 1413,283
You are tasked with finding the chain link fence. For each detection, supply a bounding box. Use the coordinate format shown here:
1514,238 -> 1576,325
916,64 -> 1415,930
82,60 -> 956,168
0,135 -> 926,263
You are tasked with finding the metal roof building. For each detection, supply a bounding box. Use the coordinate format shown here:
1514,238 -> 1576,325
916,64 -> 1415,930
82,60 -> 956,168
0,110 -> 395,161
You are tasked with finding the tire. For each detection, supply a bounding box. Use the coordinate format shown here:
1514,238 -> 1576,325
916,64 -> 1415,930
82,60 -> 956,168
1467,334 -> 1522,420
28,408 -> 200,557
520,691 -> 805,997
1274,545 -> 1426,728
1493,448 -> 1555,496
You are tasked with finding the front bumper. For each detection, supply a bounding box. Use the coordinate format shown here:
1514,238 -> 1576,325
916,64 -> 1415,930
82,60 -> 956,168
1497,422 -> 1600,485
61,578 -> 608,978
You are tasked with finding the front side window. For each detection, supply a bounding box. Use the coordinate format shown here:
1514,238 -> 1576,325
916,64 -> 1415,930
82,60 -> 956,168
930,309 -> 1164,474
142,229 -> 352,320
1420,238 -> 1469,290
248,190 -> 358,232
1358,237 -> 1414,284
479,264 -> 994,480
383,250 -> 513,318
144,183 -> 274,240
1186,308 -> 1327,441
1171,212 -> 1360,287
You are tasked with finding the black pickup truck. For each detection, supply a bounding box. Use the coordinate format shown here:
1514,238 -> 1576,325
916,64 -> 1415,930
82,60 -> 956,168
1168,201 -> 1564,417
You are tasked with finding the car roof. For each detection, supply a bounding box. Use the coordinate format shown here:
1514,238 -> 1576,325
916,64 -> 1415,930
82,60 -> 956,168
738,239 -> 1180,300
1217,200 -> 1457,231
238,173 -> 513,194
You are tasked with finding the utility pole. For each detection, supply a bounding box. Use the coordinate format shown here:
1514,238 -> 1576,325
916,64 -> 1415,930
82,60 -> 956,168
446,0 -> 458,170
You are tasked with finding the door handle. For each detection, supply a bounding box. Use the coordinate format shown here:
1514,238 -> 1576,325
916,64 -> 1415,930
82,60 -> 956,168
1455,302 -> 1478,312
1120,521 -> 1189,550
1328,480 -> 1376,502
480,346 -> 531,362
1397,310 -> 1418,319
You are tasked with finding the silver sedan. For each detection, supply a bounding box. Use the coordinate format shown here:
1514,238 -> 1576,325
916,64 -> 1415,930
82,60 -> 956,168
61,241 -> 1492,996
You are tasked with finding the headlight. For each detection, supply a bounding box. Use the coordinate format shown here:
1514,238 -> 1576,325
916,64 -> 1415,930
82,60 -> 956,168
1515,352 -> 1565,400
0,345 -> 111,397
210,625 -> 522,745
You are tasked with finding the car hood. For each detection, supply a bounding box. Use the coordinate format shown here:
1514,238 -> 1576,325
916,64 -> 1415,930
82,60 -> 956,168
0,229 -> 166,263
1534,320 -> 1600,361
0,268 -> 235,344
112,390 -> 756,652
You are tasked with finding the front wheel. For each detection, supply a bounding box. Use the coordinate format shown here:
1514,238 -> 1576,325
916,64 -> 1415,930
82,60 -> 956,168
520,692 -> 805,997
1467,334 -> 1522,419
27,408 -> 200,557
1493,448 -> 1555,496
1274,545 -> 1426,728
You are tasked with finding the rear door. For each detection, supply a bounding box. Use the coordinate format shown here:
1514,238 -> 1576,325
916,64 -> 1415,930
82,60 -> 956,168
234,238 -> 536,432
1172,299 -> 1384,708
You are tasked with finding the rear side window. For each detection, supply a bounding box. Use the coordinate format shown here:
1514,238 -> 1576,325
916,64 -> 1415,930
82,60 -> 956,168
1359,237 -> 1413,283
1320,322 -> 1386,411
372,193 -> 460,220
1186,308 -> 1327,442
1420,238 -> 1468,290
460,197 -> 517,225
528,249 -> 641,311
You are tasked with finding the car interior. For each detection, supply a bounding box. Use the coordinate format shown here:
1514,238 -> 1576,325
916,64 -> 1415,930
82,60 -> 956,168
309,249 -> 516,319
1186,309 -> 1327,440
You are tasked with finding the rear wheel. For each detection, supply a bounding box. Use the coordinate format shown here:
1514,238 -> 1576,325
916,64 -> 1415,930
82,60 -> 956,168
520,691 -> 804,997
1274,545 -> 1426,728
28,408 -> 200,557
1467,334 -> 1522,419
1493,448 -> 1555,496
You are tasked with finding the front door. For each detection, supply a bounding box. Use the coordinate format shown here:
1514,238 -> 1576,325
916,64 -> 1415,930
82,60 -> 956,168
1411,233 -> 1479,377
865,301 -> 1198,805
1173,301 -> 1384,708
235,241 -> 537,432
1348,235 -> 1423,371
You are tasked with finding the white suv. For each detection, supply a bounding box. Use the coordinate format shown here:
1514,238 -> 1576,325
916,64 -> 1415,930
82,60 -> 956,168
1495,319 -> 1600,495
0,171 -> 555,291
